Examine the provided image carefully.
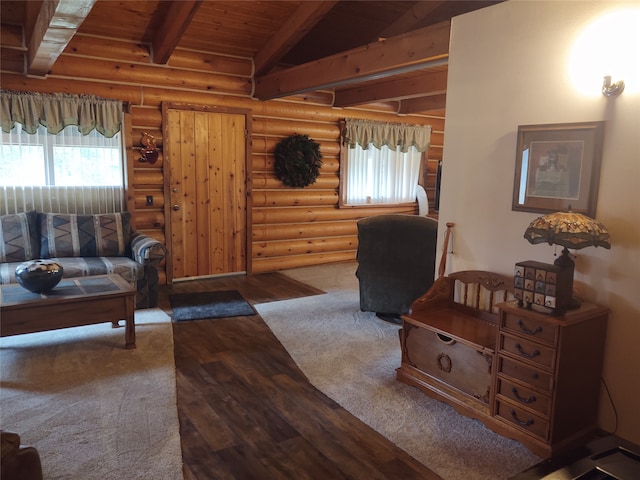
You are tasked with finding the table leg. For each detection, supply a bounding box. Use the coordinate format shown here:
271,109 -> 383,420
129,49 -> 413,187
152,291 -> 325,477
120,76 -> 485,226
124,295 -> 136,349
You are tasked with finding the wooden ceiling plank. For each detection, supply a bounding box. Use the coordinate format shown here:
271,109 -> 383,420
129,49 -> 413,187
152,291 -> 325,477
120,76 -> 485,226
152,0 -> 203,65
1,24 -> 25,50
27,0 -> 96,76
377,1 -> 444,39
334,70 -> 448,107
399,94 -> 447,114
254,20 -> 451,100
254,1 -> 337,76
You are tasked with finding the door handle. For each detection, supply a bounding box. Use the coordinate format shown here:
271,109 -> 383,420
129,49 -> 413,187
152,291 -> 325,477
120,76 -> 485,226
173,205 -> 180,211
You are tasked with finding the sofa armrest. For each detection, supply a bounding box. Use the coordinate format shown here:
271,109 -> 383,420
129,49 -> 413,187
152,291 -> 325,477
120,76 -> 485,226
130,232 -> 166,266
129,232 -> 165,309
1,431 -> 43,480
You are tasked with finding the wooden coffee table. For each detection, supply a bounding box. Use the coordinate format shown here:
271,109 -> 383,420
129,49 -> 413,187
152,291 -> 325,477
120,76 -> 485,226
0,274 -> 137,349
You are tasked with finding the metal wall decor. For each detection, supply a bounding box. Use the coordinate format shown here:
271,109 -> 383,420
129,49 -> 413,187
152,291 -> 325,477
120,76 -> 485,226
139,132 -> 159,164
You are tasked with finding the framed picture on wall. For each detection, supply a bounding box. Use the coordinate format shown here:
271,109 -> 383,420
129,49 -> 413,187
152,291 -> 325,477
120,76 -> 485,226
512,121 -> 605,218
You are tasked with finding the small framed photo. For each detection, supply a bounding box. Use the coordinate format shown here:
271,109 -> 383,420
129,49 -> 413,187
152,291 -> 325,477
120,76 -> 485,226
512,121 -> 605,217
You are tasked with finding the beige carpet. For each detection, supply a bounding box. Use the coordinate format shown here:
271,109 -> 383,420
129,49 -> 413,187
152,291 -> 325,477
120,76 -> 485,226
256,262 -> 541,480
0,308 -> 183,480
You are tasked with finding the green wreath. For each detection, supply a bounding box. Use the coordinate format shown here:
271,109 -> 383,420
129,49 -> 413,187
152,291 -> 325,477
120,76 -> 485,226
274,134 -> 323,188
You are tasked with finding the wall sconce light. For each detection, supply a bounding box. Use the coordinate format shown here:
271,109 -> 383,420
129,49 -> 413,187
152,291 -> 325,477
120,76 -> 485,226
139,132 -> 159,164
602,75 -> 625,97
569,8 -> 639,97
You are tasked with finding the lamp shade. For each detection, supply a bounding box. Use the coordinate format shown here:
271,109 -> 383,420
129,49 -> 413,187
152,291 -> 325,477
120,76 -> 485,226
524,211 -> 611,250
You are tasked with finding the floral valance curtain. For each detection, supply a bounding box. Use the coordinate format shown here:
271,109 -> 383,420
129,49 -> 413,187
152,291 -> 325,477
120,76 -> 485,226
343,118 -> 432,153
0,90 -> 122,138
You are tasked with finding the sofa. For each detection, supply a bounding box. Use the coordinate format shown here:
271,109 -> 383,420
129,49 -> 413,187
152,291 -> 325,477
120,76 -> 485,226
355,214 -> 438,322
0,210 -> 165,309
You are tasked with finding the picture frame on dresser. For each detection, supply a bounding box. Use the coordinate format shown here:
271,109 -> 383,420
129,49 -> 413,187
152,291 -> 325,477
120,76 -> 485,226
512,121 -> 605,218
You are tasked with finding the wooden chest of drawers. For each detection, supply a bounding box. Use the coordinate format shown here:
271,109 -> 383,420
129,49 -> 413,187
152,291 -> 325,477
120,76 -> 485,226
493,301 -> 609,456
398,271 -> 609,459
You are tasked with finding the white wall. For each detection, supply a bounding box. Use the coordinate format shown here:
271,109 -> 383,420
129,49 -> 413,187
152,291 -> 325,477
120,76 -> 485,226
440,0 -> 640,444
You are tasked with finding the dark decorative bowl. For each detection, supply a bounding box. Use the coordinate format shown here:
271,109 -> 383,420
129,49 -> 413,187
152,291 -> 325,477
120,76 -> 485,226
15,260 -> 64,293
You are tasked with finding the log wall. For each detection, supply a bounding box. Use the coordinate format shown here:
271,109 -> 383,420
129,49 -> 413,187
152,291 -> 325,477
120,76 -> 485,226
0,32 -> 445,280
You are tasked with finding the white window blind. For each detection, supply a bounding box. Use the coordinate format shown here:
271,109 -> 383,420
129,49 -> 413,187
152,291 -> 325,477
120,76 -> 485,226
1,123 -> 125,214
345,142 -> 422,205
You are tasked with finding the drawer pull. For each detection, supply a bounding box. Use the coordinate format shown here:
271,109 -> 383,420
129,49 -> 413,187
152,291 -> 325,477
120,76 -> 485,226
510,409 -> 534,427
437,353 -> 452,373
517,319 -> 542,336
511,387 -> 536,404
515,342 -> 540,359
436,333 -> 455,345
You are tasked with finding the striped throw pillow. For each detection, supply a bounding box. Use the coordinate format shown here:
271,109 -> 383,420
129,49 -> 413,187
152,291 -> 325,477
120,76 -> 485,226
0,210 -> 39,262
39,212 -> 132,258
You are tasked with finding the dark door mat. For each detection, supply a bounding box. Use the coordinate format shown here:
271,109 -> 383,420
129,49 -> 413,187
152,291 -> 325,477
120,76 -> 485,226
170,290 -> 256,322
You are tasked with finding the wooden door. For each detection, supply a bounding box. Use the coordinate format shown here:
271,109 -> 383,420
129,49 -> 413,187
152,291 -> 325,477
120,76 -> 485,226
165,107 -> 248,282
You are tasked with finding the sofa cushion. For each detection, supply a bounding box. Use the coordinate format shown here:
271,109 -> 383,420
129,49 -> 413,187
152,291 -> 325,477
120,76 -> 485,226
0,210 -> 39,263
53,257 -> 143,285
39,212 -> 132,258
0,257 -> 143,287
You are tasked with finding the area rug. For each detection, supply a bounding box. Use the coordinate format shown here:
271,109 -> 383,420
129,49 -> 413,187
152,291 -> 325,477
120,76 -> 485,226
255,262 -> 541,480
0,309 -> 183,480
170,289 -> 256,321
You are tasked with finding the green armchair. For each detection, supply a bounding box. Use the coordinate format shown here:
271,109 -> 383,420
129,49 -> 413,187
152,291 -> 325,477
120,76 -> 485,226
356,214 -> 438,322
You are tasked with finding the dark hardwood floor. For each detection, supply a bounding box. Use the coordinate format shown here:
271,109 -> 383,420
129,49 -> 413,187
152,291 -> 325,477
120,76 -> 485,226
158,272 -> 441,480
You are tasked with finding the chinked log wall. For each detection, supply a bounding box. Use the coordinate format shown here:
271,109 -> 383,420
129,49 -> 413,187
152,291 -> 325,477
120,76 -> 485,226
0,29 -> 445,282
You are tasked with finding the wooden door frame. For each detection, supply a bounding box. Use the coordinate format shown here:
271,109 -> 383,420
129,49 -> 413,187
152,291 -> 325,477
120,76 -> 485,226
162,102 -> 253,284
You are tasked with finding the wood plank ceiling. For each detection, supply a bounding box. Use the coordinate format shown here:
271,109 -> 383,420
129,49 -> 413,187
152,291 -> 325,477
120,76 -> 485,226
1,0 -> 500,115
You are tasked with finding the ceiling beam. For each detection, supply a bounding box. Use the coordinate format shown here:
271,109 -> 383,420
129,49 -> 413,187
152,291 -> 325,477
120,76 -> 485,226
399,94 -> 447,114
333,70 -> 447,107
254,20 -> 451,101
27,0 -> 96,76
254,1 -> 337,76
152,0 -> 203,64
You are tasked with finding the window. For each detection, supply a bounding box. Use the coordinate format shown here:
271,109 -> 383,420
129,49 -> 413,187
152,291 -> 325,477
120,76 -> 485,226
1,124 -> 123,187
340,118 -> 431,207
343,142 -> 422,205
0,91 -> 124,215
1,124 -> 124,214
